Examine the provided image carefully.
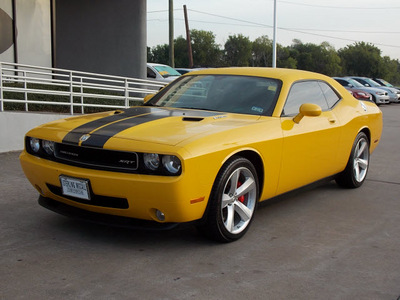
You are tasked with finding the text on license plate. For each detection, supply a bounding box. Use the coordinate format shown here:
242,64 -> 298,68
60,175 -> 90,200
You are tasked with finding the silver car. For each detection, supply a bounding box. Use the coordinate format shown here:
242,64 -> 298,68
333,77 -> 390,105
147,63 -> 181,83
351,76 -> 400,103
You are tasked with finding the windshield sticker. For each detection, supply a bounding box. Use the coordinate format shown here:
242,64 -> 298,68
251,106 -> 264,113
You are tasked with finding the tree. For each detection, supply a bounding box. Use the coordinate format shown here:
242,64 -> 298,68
190,29 -> 223,67
174,36 -> 189,68
252,35 -> 272,67
148,44 -> 169,65
338,42 -> 383,77
224,34 -> 252,66
288,40 -> 341,75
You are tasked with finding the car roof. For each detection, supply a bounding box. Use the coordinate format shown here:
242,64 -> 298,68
147,63 -> 169,67
185,67 -> 331,82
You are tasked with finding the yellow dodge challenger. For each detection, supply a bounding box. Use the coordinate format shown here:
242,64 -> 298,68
20,68 -> 383,242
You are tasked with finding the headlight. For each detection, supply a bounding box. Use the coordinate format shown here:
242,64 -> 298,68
143,153 -> 160,170
29,138 -> 40,153
42,140 -> 55,155
162,155 -> 181,174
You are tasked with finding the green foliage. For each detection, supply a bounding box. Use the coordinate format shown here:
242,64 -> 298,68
338,42 -> 383,77
191,29 -> 223,67
224,34 -> 253,66
288,40 -> 341,76
148,44 -> 169,65
252,35 -> 272,67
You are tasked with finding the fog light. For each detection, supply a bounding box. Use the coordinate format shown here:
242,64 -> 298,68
155,209 -> 165,221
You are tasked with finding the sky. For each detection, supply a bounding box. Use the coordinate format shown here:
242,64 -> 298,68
147,0 -> 400,61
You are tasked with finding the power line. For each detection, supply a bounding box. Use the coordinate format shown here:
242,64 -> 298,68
148,8 -> 400,50
185,9 -> 400,49
279,0 -> 400,9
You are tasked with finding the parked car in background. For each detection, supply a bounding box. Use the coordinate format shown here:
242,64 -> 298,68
349,89 -> 373,102
351,76 -> 400,103
147,63 -> 181,83
333,77 -> 389,105
373,78 -> 400,91
175,68 -> 204,75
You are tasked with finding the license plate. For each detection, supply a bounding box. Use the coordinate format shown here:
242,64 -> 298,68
60,175 -> 90,200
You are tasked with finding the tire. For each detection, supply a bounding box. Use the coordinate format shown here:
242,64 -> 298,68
335,132 -> 370,188
199,157 -> 259,242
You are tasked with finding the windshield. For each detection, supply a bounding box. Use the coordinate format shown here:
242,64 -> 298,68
378,78 -> 393,87
146,75 -> 281,116
364,78 -> 381,87
347,78 -> 364,88
153,65 -> 181,78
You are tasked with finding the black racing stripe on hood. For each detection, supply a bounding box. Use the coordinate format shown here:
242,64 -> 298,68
80,114 -> 167,148
63,107 -> 224,148
81,108 -> 224,148
62,107 -> 156,145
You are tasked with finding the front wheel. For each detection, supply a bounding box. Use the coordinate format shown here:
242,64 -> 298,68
199,157 -> 259,242
335,132 -> 370,188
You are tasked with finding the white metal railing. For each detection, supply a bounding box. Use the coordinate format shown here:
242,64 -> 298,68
0,62 -> 165,114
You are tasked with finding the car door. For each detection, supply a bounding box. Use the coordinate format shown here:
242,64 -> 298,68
277,80 -> 342,195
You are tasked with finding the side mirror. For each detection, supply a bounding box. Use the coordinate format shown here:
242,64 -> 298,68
143,94 -> 155,103
293,103 -> 322,124
348,84 -> 353,88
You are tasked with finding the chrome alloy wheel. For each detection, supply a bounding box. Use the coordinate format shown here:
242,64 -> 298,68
221,167 -> 257,235
353,137 -> 369,183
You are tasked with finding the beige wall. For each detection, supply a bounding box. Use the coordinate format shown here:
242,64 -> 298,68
0,111 -> 70,152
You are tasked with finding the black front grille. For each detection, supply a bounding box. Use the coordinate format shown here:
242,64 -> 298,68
54,143 -> 139,173
47,184 -> 129,209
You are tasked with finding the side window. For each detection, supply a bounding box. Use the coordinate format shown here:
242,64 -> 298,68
336,79 -> 348,86
283,81 -> 329,116
318,81 -> 341,108
147,67 -> 156,79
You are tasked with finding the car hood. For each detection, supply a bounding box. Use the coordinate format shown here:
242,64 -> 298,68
36,107 -> 263,148
360,86 -> 388,94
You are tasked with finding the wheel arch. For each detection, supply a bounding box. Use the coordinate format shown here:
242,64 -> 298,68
199,149 -> 265,223
229,150 -> 265,197
359,127 -> 371,144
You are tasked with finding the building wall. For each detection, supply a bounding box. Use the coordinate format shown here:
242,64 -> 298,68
0,0 -> 52,67
0,111 -> 70,153
55,0 -> 147,79
1,0 -> 147,79
0,0 -> 15,62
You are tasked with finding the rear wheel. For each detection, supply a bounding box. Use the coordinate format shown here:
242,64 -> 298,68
336,132 -> 370,188
199,157 -> 259,242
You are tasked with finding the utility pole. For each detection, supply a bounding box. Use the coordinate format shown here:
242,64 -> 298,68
169,0 -> 175,67
183,5 -> 194,68
272,0 -> 277,68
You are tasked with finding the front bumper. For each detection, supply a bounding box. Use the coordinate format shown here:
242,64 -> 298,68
20,151 -> 211,223
38,196 -> 179,230
375,95 -> 390,104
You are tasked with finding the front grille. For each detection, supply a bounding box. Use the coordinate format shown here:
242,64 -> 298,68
47,184 -> 129,209
54,143 -> 139,173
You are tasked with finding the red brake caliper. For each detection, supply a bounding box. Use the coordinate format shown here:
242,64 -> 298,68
237,181 -> 245,203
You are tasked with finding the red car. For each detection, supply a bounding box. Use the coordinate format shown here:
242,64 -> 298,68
346,88 -> 373,102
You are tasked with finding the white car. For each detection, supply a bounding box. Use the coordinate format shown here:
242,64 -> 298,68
147,63 -> 181,83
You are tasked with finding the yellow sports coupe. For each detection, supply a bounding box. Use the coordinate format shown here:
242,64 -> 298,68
20,68 -> 383,242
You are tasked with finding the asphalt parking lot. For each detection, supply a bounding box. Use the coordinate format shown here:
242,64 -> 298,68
1,104 -> 399,300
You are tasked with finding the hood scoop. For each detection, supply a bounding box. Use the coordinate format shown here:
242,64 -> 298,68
182,117 -> 204,122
